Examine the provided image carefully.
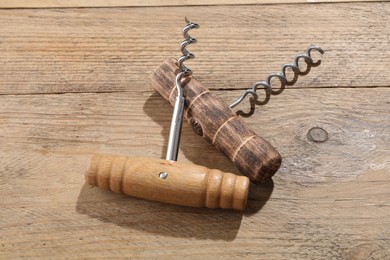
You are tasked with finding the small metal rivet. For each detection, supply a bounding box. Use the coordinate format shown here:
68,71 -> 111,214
159,172 -> 168,179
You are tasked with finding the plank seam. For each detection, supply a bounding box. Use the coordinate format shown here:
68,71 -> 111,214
0,1 -> 385,9
0,86 -> 388,96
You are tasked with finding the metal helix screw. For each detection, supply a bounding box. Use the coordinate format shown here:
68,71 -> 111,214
229,45 -> 324,112
175,17 -> 199,95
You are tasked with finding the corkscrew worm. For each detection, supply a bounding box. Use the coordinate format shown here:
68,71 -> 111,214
229,45 -> 324,111
166,18 -> 199,161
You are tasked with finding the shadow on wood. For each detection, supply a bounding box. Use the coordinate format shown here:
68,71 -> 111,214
245,180 -> 274,216
76,183 -> 243,241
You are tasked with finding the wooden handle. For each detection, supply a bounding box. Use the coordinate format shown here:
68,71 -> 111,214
85,154 -> 250,210
151,59 -> 282,183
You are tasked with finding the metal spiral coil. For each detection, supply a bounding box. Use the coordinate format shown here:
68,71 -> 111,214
175,17 -> 199,95
229,45 -> 324,111
166,18 -> 199,162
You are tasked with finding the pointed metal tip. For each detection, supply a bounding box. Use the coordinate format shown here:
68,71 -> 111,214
185,17 -> 190,24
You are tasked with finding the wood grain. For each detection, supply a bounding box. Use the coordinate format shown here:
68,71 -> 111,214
0,88 -> 389,258
0,3 -> 389,95
0,0 -> 379,8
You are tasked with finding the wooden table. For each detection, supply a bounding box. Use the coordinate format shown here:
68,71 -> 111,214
0,0 -> 389,259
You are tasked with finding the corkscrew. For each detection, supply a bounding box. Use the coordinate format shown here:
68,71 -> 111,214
86,19 -> 250,210
166,17 -> 199,161
229,45 -> 324,111
152,21 -> 324,183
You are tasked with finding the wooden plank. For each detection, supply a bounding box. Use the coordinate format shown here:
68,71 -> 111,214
0,0 -> 381,9
0,88 -> 388,183
0,88 -> 389,258
0,3 -> 389,95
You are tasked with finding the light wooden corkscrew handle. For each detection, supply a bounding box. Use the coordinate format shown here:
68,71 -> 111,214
85,154 -> 250,210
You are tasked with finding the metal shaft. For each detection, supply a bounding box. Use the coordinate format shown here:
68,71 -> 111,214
165,94 -> 185,161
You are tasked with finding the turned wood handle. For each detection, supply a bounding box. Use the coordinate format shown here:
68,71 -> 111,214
151,59 -> 282,183
85,154 -> 250,210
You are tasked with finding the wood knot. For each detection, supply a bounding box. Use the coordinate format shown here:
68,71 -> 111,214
188,118 -> 203,136
307,127 -> 328,143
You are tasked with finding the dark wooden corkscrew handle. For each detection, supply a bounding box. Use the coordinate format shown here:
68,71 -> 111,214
151,59 -> 282,183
